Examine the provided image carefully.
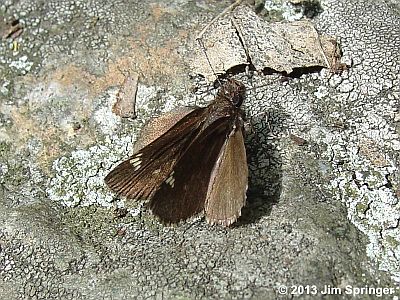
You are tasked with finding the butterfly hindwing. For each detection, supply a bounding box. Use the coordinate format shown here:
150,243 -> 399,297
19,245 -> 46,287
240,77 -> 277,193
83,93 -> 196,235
205,126 -> 248,226
105,107 -> 206,200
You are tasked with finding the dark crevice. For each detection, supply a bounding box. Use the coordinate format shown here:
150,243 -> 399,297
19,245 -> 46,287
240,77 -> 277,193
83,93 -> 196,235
223,64 -> 256,79
215,64 -> 325,82
384,174 -> 393,189
284,66 -> 325,78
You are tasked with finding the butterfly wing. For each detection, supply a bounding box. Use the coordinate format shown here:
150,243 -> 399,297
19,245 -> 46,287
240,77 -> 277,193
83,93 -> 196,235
149,118 -> 231,223
204,126 -> 248,226
105,107 -> 206,200
132,107 -> 196,153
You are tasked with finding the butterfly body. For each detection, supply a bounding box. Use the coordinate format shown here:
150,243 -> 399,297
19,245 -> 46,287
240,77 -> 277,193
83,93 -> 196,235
105,79 -> 248,226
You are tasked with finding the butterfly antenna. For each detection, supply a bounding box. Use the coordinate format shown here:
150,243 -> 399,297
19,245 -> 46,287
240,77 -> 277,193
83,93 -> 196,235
196,0 -> 245,87
196,38 -> 222,87
245,78 -> 284,93
196,0 -> 244,42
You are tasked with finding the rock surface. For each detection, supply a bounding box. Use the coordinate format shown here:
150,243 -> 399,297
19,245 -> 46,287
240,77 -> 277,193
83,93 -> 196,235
0,0 -> 399,299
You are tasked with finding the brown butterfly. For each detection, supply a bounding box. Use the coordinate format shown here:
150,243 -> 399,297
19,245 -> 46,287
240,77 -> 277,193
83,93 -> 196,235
105,79 -> 248,226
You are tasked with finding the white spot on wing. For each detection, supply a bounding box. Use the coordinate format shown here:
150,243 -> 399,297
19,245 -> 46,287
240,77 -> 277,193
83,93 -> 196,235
165,171 -> 175,188
129,154 -> 142,171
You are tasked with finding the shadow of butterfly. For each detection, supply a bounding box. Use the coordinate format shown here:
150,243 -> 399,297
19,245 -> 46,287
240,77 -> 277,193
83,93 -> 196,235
105,79 -> 248,226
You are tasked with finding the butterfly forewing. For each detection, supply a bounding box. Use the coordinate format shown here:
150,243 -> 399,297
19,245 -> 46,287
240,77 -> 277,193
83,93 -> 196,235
150,118 -> 231,223
205,126 -> 248,226
133,107 -> 196,152
105,107 -> 206,200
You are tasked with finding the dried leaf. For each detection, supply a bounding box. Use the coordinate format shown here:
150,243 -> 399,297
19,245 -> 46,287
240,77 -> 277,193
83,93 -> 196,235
192,5 -> 343,81
112,73 -> 138,119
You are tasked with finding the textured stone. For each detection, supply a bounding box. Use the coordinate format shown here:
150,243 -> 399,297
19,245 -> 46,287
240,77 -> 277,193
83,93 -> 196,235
0,0 -> 399,299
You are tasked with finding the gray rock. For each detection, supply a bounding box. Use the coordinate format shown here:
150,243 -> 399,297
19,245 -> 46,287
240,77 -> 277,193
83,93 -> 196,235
0,0 -> 399,299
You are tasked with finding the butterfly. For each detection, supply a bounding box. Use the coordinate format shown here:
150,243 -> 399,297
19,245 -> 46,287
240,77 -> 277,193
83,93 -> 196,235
105,78 -> 248,226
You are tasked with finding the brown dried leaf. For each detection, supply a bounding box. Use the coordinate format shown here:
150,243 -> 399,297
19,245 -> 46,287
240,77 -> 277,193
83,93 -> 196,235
112,73 -> 139,119
192,5 -> 343,81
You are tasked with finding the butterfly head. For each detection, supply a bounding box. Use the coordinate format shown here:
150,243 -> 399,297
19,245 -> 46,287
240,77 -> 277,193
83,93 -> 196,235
218,79 -> 246,107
